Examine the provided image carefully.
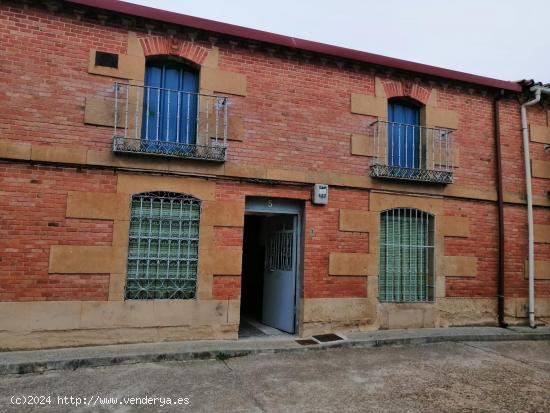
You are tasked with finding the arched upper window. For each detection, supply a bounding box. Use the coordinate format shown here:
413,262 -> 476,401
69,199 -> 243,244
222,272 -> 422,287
371,97 -> 454,183
141,57 -> 199,152
125,191 -> 200,300
379,208 -> 434,302
112,55 -> 229,162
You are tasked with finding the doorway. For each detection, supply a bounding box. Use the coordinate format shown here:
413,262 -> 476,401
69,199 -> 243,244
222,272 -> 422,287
239,198 -> 303,338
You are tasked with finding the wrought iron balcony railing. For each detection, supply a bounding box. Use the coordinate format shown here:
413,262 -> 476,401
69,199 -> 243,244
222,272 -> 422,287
113,82 -> 229,162
369,120 -> 454,184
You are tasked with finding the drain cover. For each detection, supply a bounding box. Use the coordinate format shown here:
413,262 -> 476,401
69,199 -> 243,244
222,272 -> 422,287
295,339 -> 318,346
312,333 -> 343,342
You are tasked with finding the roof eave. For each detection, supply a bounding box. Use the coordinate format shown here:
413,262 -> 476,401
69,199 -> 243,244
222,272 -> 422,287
64,0 -> 523,93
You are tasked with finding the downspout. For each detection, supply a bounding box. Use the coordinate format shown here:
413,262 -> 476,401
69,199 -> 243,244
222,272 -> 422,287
520,85 -> 549,328
493,93 -> 507,327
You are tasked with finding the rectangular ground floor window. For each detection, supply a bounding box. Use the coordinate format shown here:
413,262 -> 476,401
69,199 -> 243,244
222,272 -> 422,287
379,208 -> 435,302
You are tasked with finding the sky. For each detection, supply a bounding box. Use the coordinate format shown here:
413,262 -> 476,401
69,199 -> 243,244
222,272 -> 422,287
125,0 -> 549,84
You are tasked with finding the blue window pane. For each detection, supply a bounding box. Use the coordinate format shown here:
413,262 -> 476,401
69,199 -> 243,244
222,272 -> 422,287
141,61 -> 199,153
388,101 -> 420,168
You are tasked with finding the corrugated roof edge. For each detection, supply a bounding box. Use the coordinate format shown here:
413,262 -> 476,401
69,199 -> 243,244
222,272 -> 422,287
65,0 -> 522,92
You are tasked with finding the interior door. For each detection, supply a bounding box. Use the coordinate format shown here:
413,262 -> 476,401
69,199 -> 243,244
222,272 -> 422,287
388,100 -> 420,168
262,215 -> 296,333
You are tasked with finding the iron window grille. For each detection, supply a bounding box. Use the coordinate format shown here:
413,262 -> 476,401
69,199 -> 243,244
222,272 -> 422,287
265,229 -> 293,272
379,208 -> 435,302
125,191 -> 200,300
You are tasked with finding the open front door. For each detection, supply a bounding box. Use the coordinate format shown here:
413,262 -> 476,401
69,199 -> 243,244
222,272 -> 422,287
262,215 -> 296,333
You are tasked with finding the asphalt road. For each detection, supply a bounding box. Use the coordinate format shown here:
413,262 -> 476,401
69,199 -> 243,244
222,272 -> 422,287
0,341 -> 548,412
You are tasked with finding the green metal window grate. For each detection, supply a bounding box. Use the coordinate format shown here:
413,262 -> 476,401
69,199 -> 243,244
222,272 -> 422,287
125,192 -> 200,300
379,208 -> 435,302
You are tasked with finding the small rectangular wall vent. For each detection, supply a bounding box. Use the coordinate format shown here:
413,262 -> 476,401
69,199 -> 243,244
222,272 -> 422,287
95,51 -> 119,69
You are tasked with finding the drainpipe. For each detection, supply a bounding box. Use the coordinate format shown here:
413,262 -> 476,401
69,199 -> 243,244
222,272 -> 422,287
493,94 -> 507,327
520,85 -> 550,328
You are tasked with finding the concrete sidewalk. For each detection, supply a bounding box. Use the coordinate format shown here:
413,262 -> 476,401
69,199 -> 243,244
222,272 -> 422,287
1,326 -> 549,376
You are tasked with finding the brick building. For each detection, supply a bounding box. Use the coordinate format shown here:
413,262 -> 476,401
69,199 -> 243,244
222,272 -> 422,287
0,0 -> 549,349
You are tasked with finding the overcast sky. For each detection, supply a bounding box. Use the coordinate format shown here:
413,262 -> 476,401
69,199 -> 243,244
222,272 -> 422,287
126,0 -> 549,83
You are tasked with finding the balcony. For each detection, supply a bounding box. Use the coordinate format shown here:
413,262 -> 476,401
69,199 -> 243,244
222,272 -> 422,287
112,82 -> 229,162
369,120 -> 454,184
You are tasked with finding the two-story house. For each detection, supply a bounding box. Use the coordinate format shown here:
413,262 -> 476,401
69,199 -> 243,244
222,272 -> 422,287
0,0 -> 549,349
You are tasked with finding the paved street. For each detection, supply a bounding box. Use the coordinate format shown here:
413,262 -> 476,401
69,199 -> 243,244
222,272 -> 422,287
0,341 -> 548,412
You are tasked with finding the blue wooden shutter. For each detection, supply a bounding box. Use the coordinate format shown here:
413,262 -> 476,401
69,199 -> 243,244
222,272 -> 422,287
141,61 -> 199,147
388,101 -> 420,168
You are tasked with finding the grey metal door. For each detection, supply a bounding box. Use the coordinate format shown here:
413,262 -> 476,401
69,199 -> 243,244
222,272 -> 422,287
262,215 -> 297,333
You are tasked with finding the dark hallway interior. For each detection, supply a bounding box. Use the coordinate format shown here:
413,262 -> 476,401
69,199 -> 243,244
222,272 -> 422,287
239,215 -> 266,337
240,215 -> 265,321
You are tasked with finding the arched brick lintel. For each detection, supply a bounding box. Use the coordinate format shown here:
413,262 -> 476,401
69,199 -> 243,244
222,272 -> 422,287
139,37 -> 209,65
382,80 -> 432,105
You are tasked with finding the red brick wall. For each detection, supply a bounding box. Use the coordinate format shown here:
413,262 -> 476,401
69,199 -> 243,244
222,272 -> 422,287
0,1 -> 548,306
503,206 -> 550,299
0,162 -> 116,301
442,198 -> 550,300
0,1 -> 525,193
533,207 -> 550,298
498,99 -> 549,198
213,183 -> 369,300
497,98 -> 550,300
444,199 -> 498,297
0,3 -> 128,152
